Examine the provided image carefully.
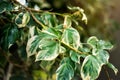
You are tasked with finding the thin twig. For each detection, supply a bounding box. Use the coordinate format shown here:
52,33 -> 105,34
60,41 -> 88,55
12,0 -> 47,29
12,0 -> 64,16
12,0 -> 44,13
29,10 -> 47,29
4,63 -> 13,80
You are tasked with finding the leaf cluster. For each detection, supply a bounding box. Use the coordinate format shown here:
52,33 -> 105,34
0,0 -> 118,80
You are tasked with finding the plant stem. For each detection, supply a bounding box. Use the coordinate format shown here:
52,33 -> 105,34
12,0 -> 47,29
29,10 -> 47,29
12,0 -> 64,16
4,63 -> 13,80
60,41 -> 86,55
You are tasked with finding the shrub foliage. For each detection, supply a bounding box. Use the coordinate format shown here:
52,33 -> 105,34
0,0 -> 118,80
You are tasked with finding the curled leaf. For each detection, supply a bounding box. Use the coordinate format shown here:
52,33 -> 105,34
15,12 -> 30,28
63,15 -> 72,28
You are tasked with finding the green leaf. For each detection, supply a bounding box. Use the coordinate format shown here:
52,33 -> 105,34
0,1 -> 13,14
82,12 -> 87,24
62,27 -> 80,49
81,55 -> 102,80
68,6 -> 87,24
55,24 -> 64,30
56,63 -> 74,80
107,63 -> 118,75
79,44 -> 91,53
87,36 -> 98,48
87,36 -> 99,55
41,28 -> 60,39
0,24 -> 19,50
70,50 -> 81,64
97,40 -> 113,50
81,46 -> 111,80
60,57 -> 75,69
35,39 -> 60,61
96,50 -> 109,64
41,13 -> 58,27
87,37 -> 113,50
59,46 -> 66,54
26,28 -> 59,57
46,27 -> 62,39
27,14 -> 40,27
26,35 -> 41,57
15,12 -> 30,28
87,36 -> 113,55
28,26 -> 37,37
63,15 -> 72,28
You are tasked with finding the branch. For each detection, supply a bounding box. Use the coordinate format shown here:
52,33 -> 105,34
4,63 -> 13,80
12,0 -> 88,55
29,10 -> 47,29
60,41 -> 88,55
13,0 -> 64,16
12,0 -> 47,29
